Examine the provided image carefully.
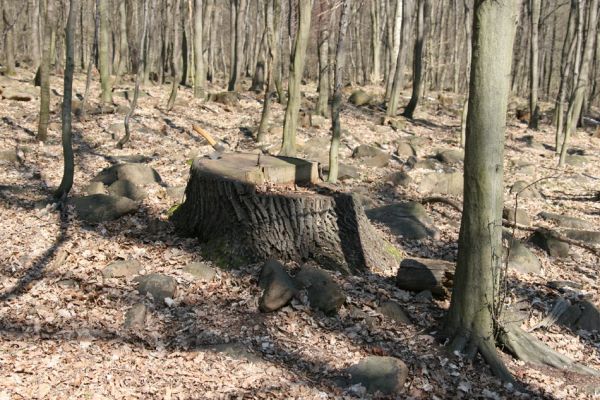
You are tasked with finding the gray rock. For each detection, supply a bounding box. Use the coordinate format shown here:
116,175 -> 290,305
311,115 -> 327,128
352,144 -> 385,159
84,181 -> 106,195
183,262 -> 216,281
565,154 -> 591,166
538,212 -> 588,229
396,142 -> 416,158
363,152 -> 391,168
123,303 -> 147,329
108,122 -> 125,135
348,356 -> 408,395
1,86 -> 37,101
505,239 -> 541,274
564,229 -> 600,244
366,202 -> 439,240
71,194 -> 138,223
409,157 -> 441,170
301,136 -> 331,162
322,164 -> 359,181
294,265 -> 345,315
92,163 -> 161,186
377,301 -> 410,324
435,149 -> 464,165
166,186 -> 186,200
109,154 -> 151,164
108,179 -> 148,201
134,274 -> 177,303
205,343 -> 262,363
385,171 -> 412,187
209,91 -> 239,106
529,229 -> 569,258
510,180 -> 541,199
414,290 -> 433,303
396,258 -> 454,297
348,90 -> 372,106
258,260 -> 297,312
418,172 -> 463,196
102,259 -> 142,278
0,150 -> 18,163
503,207 -> 530,226
558,300 -> 600,333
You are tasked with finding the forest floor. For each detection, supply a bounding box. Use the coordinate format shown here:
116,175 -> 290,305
0,69 -> 599,399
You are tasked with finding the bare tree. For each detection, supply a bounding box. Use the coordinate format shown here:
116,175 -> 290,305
98,0 -> 112,104
36,0 -> 52,142
193,0 -> 205,98
402,0 -> 429,119
528,0 -> 541,129
166,0 -> 182,111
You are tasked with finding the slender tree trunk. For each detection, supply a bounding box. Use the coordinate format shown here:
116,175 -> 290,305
31,0 -> 41,69
1,0 -> 16,76
37,0 -> 52,142
98,0 -> 112,103
444,0 -> 518,383
370,0 -> 382,83
559,0 -> 598,166
116,1 -> 128,77
460,0 -> 473,147
384,0 -> 403,99
81,0 -> 99,120
257,0 -> 280,142
436,0 -> 448,90
280,0 -> 314,157
528,0 -> 541,129
55,0 -> 78,200
193,0 -> 205,98
402,0 -> 429,119
316,0 -> 331,117
167,0 -> 181,111
328,0 -> 352,183
228,0 -> 247,91
387,0 -> 413,116
452,0 -> 460,93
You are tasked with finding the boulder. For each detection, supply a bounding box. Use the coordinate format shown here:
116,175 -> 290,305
366,202 -> 439,240
505,239 -> 541,275
134,274 -> 177,304
92,163 -> 162,186
166,185 -> 186,200
182,262 -> 216,281
363,152 -> 391,168
258,260 -> 298,312
84,181 -> 106,195
565,154 -> 591,166
396,258 -> 454,297
503,207 -> 530,226
294,265 -> 345,315
377,301 -> 410,324
301,136 -> 330,162
352,145 -> 390,167
71,194 -> 138,223
1,86 -> 37,101
348,356 -> 408,395
538,212 -> 587,229
385,171 -> 412,187
311,115 -> 327,128
418,172 -> 463,196
529,229 -> 569,258
109,154 -> 151,164
102,259 -> 143,279
123,303 -> 148,330
348,90 -> 372,106
209,91 -> 239,106
107,179 -> 148,201
558,300 -> 600,333
435,149 -> 464,165
510,180 -> 541,199
409,157 -> 441,170
396,142 -> 416,158
563,229 -> 600,245
322,164 -> 359,181
0,150 -> 19,163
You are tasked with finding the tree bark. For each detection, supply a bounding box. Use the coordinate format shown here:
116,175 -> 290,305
370,0 -> 382,84
280,0 -> 314,157
315,0 -> 331,117
387,0 -> 413,117
193,0 -> 205,98
116,1 -> 128,77
55,0 -> 78,200
166,0 -> 182,111
444,0 -> 518,383
528,0 -> 541,129
227,0 -> 247,91
402,0 -> 429,119
328,0 -> 352,183
459,0 -> 473,147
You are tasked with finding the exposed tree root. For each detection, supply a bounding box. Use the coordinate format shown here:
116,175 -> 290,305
498,324 -> 599,376
420,196 -> 600,256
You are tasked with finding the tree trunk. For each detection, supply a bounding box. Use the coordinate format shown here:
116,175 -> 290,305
36,0 -> 52,142
55,0 -> 78,200
1,0 -> 16,76
227,0 -> 246,91
315,0 -> 331,117
280,0 -> 313,157
328,0 -> 352,184
166,0 -> 181,111
387,0 -> 413,117
402,0 -> 429,119
31,0 -> 41,69
98,0 -> 112,104
559,0 -> 598,166
193,0 -> 205,98
444,0 -> 518,383
528,0 -> 541,129
384,0 -> 403,99
116,1 -> 128,77
171,154 -> 399,273
370,0 -> 382,84
459,0 -> 473,147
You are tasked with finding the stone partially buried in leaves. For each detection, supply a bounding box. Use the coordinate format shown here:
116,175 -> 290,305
505,239 -> 541,275
510,180 -> 541,199
348,356 -> 408,395
258,260 -> 298,312
377,301 -> 411,324
92,163 -> 161,186
182,261 -> 216,281
529,229 -> 569,258
294,265 -> 345,315
386,171 -> 412,187
348,90 -> 372,106
366,202 -> 439,240
71,194 -> 138,223
134,274 -> 177,304
108,179 -> 148,201
418,172 -> 463,196
396,258 -> 455,297
123,303 -> 147,330
102,259 -> 142,279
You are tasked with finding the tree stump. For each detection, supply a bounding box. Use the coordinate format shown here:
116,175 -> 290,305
172,153 -> 401,273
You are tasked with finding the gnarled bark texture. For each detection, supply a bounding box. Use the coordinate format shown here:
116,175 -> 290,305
171,154 -> 400,274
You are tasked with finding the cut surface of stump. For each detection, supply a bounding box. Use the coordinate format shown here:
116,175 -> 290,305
172,153 -> 400,273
